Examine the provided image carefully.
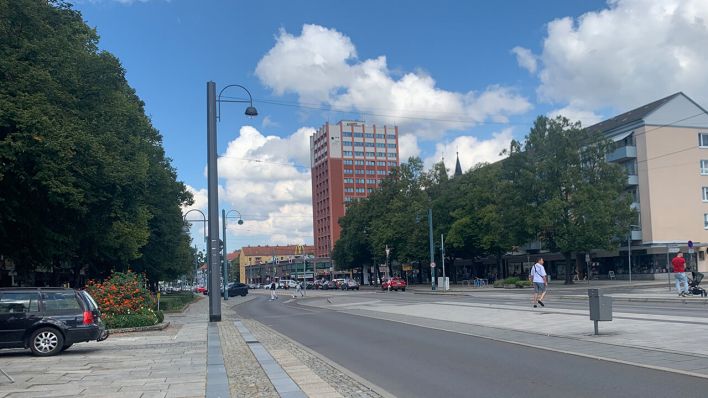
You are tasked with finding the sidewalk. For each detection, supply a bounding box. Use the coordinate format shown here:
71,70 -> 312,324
302,295 -> 708,379
0,294 -> 385,398
409,280 -> 708,303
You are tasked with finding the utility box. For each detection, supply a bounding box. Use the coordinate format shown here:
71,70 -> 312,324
588,289 -> 612,321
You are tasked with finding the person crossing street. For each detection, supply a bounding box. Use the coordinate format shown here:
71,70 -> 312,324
529,258 -> 548,308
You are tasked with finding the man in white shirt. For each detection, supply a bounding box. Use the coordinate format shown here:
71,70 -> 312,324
529,258 -> 548,308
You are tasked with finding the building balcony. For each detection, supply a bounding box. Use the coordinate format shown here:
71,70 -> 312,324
630,229 -> 642,241
627,174 -> 638,185
607,145 -> 637,163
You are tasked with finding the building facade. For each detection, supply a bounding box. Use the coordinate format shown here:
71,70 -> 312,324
238,244 -> 315,283
592,92 -> 708,275
501,92 -> 708,280
310,120 -> 400,258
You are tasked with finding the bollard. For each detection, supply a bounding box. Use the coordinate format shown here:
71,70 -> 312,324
588,288 -> 613,335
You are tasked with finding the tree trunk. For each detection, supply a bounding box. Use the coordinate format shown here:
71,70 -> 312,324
563,252 -> 574,285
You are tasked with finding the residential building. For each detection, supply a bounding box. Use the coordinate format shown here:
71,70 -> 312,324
501,92 -> 708,280
310,120 -> 400,258
589,92 -> 708,275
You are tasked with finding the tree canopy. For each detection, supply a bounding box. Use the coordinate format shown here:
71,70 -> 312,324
0,0 -> 194,286
332,116 -> 634,284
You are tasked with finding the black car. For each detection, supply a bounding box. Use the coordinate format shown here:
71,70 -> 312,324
0,287 -> 108,356
227,282 -> 248,297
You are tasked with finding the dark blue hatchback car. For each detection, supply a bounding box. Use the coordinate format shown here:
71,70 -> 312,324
0,287 -> 108,356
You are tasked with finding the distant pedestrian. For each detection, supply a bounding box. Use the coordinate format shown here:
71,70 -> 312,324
672,252 -> 689,297
270,281 -> 277,300
296,281 -> 304,297
529,258 -> 548,308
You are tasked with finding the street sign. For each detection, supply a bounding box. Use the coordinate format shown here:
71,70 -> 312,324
430,262 -> 436,268
585,254 -> 591,263
688,240 -> 694,248
669,247 -> 680,253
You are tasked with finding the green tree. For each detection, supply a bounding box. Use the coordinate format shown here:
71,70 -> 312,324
512,116 -> 634,284
0,0 -> 192,285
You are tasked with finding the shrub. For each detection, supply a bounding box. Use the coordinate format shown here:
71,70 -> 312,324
85,270 -> 159,329
158,292 -> 196,312
105,308 -> 161,329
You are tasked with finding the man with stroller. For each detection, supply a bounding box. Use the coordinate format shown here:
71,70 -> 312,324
672,252 -> 690,297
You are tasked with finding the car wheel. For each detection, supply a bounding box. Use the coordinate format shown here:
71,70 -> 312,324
30,327 -> 64,356
241,292 -> 247,297
401,288 -> 406,292
356,287 -> 359,290
62,343 -> 74,351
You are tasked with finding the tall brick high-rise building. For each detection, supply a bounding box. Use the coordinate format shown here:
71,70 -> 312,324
310,120 -> 400,258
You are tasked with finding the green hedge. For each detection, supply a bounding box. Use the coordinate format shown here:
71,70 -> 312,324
104,308 -> 163,329
493,277 -> 532,288
158,292 -> 197,312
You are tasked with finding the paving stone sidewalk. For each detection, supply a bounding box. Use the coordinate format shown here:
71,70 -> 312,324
0,296 -> 211,398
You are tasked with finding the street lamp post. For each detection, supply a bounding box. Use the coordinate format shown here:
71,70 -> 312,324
222,209 -> 244,301
428,208 -> 435,291
206,81 -> 258,322
184,209 -> 208,287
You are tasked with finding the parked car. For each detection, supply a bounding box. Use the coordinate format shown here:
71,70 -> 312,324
321,280 -> 338,290
194,286 -> 207,295
342,280 -> 360,290
332,279 -> 346,289
278,280 -> 298,289
227,283 -> 249,297
382,277 -> 407,291
0,287 -> 108,356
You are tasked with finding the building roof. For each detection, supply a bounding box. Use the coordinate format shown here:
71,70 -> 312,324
226,250 -> 240,262
585,92 -> 683,135
240,245 -> 315,257
454,152 -> 463,177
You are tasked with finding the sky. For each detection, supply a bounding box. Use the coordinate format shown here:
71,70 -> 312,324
72,0 -> 708,253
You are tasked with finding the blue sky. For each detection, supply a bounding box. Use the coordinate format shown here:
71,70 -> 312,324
72,0 -> 708,252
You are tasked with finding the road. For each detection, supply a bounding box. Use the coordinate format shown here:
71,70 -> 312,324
236,292 -> 708,398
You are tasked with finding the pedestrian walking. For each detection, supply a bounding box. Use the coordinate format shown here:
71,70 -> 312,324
269,281 -> 277,300
672,252 -> 690,297
529,258 -> 548,308
296,281 -> 304,297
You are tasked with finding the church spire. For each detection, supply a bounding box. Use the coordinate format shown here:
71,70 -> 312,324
454,152 -> 462,177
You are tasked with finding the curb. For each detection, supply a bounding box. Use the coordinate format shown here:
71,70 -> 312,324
108,321 -> 171,334
555,295 -> 708,304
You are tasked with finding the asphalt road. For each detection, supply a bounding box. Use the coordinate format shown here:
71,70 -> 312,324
237,295 -> 708,398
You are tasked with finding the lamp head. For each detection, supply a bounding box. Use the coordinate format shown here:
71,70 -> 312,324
245,106 -> 258,117
237,219 -> 244,225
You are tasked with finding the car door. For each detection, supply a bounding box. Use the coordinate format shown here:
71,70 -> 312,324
0,291 -> 41,346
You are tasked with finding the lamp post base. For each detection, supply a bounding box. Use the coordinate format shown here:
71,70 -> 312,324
210,315 -> 222,322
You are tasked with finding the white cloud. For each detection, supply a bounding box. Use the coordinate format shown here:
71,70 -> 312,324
528,0 -> 708,112
256,24 -> 532,140
424,129 -> 515,173
261,115 -> 279,129
398,134 -> 420,161
547,105 -> 603,127
511,46 -> 537,74
183,185 -> 208,215
218,126 -> 313,244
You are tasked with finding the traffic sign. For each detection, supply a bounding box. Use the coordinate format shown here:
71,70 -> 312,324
430,262 -> 436,268
688,240 -> 694,248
